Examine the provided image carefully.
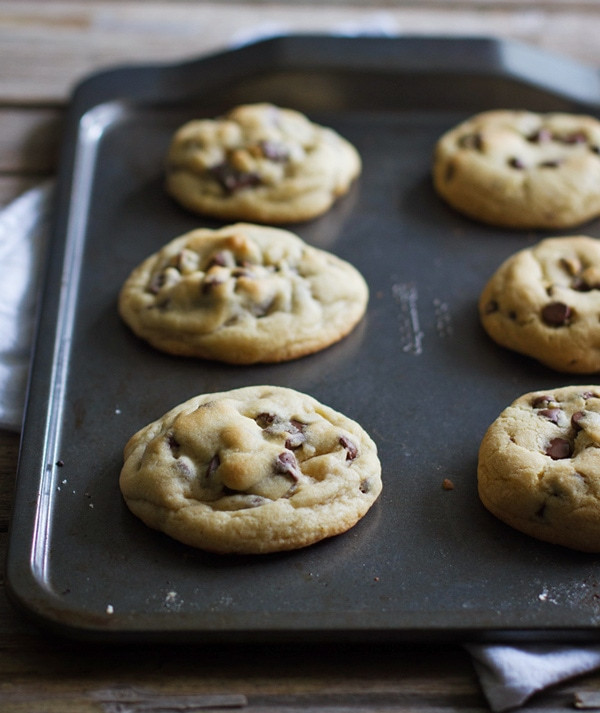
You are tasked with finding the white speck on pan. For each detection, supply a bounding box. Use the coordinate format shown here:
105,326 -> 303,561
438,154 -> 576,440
391,282 -> 423,355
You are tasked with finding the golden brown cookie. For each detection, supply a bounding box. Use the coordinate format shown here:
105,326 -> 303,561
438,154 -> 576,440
165,103 -> 361,223
479,236 -> 600,373
118,223 -> 368,364
433,110 -> 600,229
478,386 -> 600,552
119,385 -> 382,554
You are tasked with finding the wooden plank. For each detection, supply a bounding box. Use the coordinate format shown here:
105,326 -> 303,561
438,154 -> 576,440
0,108 -> 62,173
0,2 -> 600,104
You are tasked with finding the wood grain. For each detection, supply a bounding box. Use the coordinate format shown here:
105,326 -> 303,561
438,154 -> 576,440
0,1 -> 599,103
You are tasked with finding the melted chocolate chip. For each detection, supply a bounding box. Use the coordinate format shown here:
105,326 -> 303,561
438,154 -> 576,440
508,157 -> 526,170
527,128 -> 552,143
167,434 -> 180,455
545,437 -> 571,460
201,277 -> 224,295
276,451 -> 300,481
339,436 -> 358,461
206,251 -> 230,269
539,160 -> 562,168
572,277 -> 590,292
541,301 -> 572,326
559,131 -> 587,145
285,420 -> 306,450
148,272 -> 166,295
458,133 -> 483,150
205,454 -> 220,479
572,411 -> 585,430
532,395 -> 556,408
210,162 -> 262,193
255,412 -> 275,429
539,408 -> 561,424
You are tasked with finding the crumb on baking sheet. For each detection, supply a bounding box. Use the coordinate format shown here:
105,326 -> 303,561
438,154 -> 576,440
442,478 -> 454,490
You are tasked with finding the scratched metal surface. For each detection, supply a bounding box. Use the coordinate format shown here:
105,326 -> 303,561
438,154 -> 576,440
6,36 -> 600,642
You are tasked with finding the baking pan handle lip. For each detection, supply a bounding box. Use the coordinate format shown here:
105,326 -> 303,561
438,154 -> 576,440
64,34 -> 600,116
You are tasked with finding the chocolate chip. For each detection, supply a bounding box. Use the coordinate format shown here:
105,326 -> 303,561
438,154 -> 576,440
205,454 -> 220,479
255,412 -> 275,429
539,408 -> 561,424
285,420 -> 306,450
339,435 -> 358,461
527,128 -> 552,143
276,451 -> 300,481
532,395 -> 556,408
572,411 -> 585,430
206,251 -> 230,269
201,277 -> 224,295
360,479 -> 372,494
259,140 -> 289,162
582,391 -> 599,400
545,437 -> 571,460
508,157 -> 526,169
210,162 -> 262,193
592,145 -> 600,155
167,434 -> 180,455
571,277 -> 590,292
539,160 -> 562,168
148,272 -> 166,294
458,133 -> 483,150
559,131 -> 587,145
541,301 -> 572,326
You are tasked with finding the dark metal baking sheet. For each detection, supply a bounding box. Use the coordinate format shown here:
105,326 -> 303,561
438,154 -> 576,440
7,35 -> 600,643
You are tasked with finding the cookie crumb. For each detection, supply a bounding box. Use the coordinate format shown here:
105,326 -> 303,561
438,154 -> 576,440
106,604 -> 114,614
442,478 -> 455,490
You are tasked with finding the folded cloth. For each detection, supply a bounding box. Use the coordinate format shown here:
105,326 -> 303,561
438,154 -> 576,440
467,643 -> 600,711
0,180 -> 54,431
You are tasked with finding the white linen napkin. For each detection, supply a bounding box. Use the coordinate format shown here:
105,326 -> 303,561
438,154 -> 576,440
0,180 -> 53,431
467,643 -> 600,710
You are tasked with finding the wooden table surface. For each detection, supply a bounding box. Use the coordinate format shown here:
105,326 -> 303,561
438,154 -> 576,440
3,2 -> 600,710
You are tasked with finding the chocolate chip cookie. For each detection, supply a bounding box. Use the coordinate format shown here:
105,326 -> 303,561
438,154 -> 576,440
118,223 -> 368,363
479,236 -> 600,373
433,110 -> 600,229
119,385 -> 382,554
165,103 -> 361,223
478,386 -> 600,552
